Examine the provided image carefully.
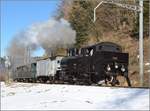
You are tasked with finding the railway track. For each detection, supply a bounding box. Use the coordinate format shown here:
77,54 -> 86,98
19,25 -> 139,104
12,81 -> 149,89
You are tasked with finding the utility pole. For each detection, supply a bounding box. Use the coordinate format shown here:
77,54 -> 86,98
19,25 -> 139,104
93,0 -> 144,86
139,0 -> 143,86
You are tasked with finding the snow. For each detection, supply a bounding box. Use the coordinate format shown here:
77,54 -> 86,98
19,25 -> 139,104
1,82 -> 149,110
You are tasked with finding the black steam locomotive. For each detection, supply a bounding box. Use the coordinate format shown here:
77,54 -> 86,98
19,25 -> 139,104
58,42 -> 131,86
14,42 -> 131,87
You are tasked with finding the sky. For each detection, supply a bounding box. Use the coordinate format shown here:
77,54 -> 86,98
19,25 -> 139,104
1,0 -> 61,57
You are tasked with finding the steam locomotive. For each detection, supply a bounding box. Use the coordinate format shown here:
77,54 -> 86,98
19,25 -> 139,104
13,42 -> 131,86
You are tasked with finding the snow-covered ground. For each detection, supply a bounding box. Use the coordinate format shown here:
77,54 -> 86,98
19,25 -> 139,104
1,82 -> 149,110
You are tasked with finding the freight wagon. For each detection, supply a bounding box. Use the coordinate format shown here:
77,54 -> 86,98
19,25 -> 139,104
36,56 -> 63,82
13,63 -> 36,82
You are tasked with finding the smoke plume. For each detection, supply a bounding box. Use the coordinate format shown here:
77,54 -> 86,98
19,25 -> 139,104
7,18 -> 76,58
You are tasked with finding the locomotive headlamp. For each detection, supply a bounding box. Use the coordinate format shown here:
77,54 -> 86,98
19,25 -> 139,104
115,63 -> 118,69
121,65 -> 125,72
107,64 -> 111,71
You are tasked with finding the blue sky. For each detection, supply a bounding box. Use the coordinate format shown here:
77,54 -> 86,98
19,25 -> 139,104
1,0 -> 61,57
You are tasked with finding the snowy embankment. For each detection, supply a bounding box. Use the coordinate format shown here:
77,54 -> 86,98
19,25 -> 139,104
1,82 -> 149,110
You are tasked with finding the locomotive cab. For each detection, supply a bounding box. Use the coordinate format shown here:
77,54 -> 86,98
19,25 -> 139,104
80,42 -> 122,57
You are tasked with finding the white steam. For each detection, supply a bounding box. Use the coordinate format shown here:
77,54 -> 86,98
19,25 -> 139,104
7,18 -> 76,57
